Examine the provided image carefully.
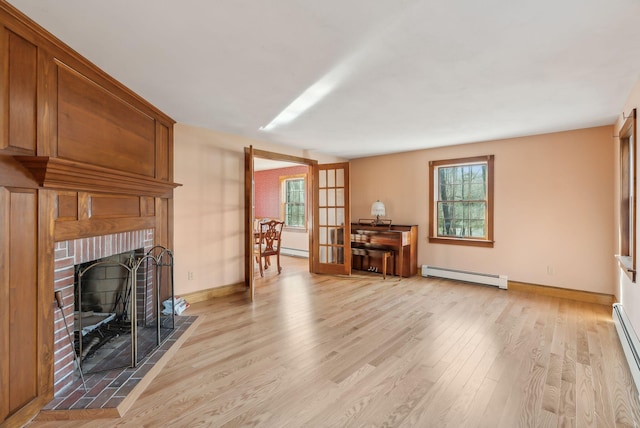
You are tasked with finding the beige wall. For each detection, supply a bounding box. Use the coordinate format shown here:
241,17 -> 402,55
615,77 -> 640,332
351,125 -> 615,294
173,123 -> 343,295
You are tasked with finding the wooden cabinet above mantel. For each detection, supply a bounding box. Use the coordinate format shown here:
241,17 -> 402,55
14,156 -> 181,197
0,2 -> 178,425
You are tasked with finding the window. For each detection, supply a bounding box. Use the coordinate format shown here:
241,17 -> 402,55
281,174 -> 306,229
429,155 -> 494,247
618,109 -> 636,282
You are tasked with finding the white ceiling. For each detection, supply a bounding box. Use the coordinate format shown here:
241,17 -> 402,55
8,0 -> 640,159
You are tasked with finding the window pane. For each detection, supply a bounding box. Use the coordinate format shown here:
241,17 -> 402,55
329,227 -> 344,245
336,168 -> 344,187
319,208 -> 327,226
328,189 -> 336,206
319,227 -> 327,244
336,189 -> 345,206
433,162 -> 489,239
336,208 -> 345,226
319,170 -> 327,187
327,169 -> 335,187
284,178 -> 305,227
319,189 -> 327,207
328,208 -> 336,226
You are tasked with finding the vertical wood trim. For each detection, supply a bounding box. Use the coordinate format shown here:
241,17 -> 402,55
155,121 -> 168,181
155,197 -> 169,249
307,165 -> 314,273
37,189 -> 55,400
8,30 -> 37,152
244,146 -> 254,299
0,188 -> 9,421
167,124 -> 174,182
0,25 -> 9,151
78,192 -> 89,220
37,46 -> 56,156
486,155 -> 495,243
167,197 -> 174,253
8,189 -> 37,413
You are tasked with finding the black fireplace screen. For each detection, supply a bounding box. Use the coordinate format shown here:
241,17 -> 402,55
74,246 -> 175,374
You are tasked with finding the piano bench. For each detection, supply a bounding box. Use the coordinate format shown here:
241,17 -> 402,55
354,248 -> 393,279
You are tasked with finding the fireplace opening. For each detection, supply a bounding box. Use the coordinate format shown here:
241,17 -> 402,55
72,246 -> 175,375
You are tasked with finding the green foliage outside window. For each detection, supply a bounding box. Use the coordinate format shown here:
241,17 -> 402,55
436,163 -> 488,239
284,178 -> 305,228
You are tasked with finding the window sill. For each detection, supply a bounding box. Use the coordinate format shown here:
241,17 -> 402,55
616,254 -> 636,282
429,236 -> 494,248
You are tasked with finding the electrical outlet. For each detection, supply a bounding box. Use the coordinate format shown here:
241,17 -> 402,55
188,271 -> 194,280
547,265 -> 554,275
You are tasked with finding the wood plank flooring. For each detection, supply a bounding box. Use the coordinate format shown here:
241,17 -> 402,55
28,256 -> 640,427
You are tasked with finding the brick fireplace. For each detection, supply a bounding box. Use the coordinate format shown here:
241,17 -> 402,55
53,229 -> 154,394
1,3 -> 180,425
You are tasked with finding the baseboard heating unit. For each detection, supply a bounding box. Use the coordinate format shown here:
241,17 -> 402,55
421,265 -> 508,289
612,303 -> 640,399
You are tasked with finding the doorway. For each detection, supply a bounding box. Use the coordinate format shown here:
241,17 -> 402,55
244,148 -> 316,300
244,148 -> 351,300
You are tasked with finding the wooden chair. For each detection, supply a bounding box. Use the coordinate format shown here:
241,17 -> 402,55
254,219 -> 284,277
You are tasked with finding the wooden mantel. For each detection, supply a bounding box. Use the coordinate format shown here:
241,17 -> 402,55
15,156 -> 181,197
0,1 -> 179,426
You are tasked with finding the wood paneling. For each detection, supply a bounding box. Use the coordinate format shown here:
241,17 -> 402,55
6,30 -> 37,153
156,122 -> 169,181
0,2 -> 176,424
155,198 -> 169,250
57,64 -> 156,177
140,196 -> 154,217
8,189 -> 38,415
89,194 -> 140,219
54,217 -> 156,242
0,189 -> 9,421
37,190 -> 55,402
37,48 -> 57,157
56,191 -> 77,221
0,154 -> 37,187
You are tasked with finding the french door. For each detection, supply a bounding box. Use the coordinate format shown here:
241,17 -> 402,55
312,162 -> 351,275
244,150 -> 351,294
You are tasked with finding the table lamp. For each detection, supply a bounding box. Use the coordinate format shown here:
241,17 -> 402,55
371,200 -> 386,225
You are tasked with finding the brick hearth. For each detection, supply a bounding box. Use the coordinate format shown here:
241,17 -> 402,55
53,229 -> 154,394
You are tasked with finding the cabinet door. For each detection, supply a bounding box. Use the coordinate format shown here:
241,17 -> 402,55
0,188 -> 38,422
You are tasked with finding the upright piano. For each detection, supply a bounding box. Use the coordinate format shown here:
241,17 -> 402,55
350,223 -> 418,277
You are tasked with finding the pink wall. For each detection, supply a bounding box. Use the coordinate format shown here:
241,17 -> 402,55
255,165 -> 309,219
351,125 -> 614,294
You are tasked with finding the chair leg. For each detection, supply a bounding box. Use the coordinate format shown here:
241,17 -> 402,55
277,253 -> 282,274
259,256 -> 264,277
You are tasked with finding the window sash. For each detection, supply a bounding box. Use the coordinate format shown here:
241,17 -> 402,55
283,177 -> 305,228
429,155 -> 494,247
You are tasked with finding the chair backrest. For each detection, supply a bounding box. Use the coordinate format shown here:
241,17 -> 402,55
258,220 -> 284,255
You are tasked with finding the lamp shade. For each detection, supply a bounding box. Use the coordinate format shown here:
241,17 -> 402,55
371,200 -> 386,217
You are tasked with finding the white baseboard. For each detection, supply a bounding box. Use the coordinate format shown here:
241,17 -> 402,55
281,248 -> 308,258
421,265 -> 508,289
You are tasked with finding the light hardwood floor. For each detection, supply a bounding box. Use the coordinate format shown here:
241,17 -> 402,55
30,256 -> 640,427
